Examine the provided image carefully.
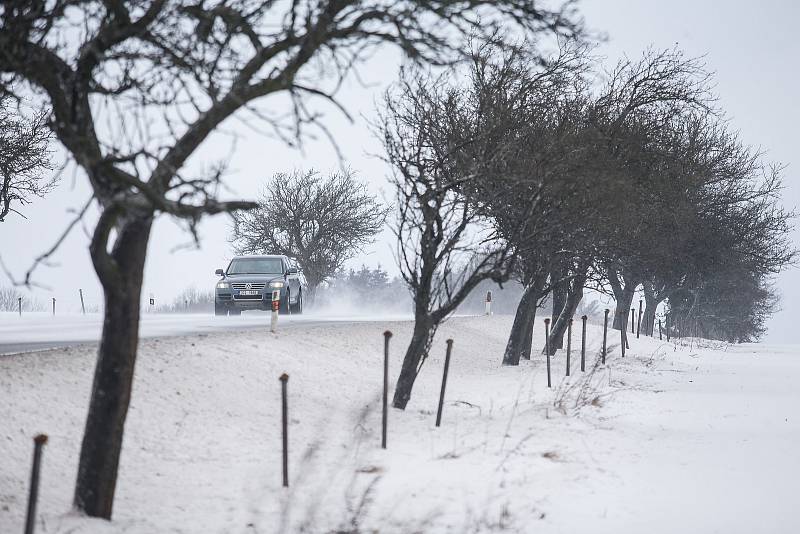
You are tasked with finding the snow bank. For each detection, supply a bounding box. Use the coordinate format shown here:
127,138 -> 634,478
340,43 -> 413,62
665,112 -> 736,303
1,317 -> 798,533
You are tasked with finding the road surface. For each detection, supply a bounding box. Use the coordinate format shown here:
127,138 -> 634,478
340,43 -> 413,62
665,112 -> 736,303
0,311 -> 413,355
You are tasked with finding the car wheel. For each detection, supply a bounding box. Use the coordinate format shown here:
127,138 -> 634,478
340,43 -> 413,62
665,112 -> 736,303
229,308 -> 241,316
292,291 -> 303,315
281,291 -> 291,315
214,303 -> 226,316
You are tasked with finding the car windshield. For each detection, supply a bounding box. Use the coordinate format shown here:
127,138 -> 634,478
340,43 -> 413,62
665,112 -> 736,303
227,258 -> 283,275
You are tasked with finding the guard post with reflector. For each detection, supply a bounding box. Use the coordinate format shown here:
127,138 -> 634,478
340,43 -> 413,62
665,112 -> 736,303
270,289 -> 280,333
485,291 -> 492,316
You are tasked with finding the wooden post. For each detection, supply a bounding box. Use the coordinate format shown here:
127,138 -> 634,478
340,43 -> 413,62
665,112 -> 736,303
382,331 -> 392,449
637,300 -> 642,339
435,339 -> 454,427
279,373 -> 289,487
25,434 -> 48,534
544,318 -> 551,388
658,319 -> 663,340
602,309 -> 609,364
580,315 -> 587,372
630,308 -> 635,334
566,318 -> 572,376
666,314 -> 671,342
79,289 -> 86,315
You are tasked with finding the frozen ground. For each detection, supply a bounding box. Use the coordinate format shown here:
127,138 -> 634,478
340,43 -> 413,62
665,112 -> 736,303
1,316 -> 798,533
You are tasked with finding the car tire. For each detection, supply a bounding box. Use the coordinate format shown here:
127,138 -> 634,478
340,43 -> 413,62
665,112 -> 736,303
281,291 -> 291,314
214,303 -> 226,316
229,308 -> 242,316
291,291 -> 303,315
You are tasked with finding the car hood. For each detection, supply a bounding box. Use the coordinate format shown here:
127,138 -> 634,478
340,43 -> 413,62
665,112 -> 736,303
222,274 -> 284,283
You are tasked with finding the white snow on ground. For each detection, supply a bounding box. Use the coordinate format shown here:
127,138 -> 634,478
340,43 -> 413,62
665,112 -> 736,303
1,316 -> 799,533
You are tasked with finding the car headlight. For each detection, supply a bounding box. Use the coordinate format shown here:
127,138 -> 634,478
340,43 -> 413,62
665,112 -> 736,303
269,281 -> 285,288
216,281 -> 229,289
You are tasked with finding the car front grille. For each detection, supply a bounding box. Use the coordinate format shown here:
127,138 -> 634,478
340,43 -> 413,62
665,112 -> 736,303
231,282 -> 267,290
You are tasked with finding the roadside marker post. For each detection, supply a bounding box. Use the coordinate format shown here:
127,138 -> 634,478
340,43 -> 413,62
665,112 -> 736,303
658,319 -> 663,340
52,298 -> 55,316
484,291 -> 492,316
279,374 -> 289,487
435,339 -> 454,427
79,289 -> 86,315
24,434 -> 47,534
18,297 -> 22,316
630,308 -> 635,334
382,331 -> 392,449
544,318 -> 551,388
270,290 -> 280,333
580,315 -> 587,372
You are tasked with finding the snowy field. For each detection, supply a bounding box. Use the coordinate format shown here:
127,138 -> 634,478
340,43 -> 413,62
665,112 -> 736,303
1,315 -> 799,533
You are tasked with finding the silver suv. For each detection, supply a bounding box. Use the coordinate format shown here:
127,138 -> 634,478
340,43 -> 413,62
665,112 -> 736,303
214,255 -> 307,315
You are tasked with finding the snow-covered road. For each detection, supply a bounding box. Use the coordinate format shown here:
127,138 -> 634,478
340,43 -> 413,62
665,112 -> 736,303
0,311 -> 413,355
1,316 -> 798,533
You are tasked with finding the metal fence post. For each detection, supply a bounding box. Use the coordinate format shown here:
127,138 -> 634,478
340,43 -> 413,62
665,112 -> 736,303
24,434 -> 47,534
602,309 -> 609,364
581,315 -> 587,372
637,300 -> 642,338
382,331 -> 392,449
544,318 -> 551,388
566,318 -> 572,376
435,339 -> 453,427
279,374 -> 289,487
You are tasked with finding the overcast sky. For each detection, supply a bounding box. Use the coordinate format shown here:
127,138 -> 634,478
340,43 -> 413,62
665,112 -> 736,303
2,0 -> 798,341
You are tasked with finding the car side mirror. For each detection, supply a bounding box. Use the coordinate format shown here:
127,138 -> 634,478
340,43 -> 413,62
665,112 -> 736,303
287,267 -> 299,275
215,268 -> 224,276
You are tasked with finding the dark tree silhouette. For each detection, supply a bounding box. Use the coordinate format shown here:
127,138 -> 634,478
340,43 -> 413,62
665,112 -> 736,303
382,46 -> 576,407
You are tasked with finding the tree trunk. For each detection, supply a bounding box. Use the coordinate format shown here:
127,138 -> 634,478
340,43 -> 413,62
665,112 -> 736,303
502,283 -> 540,365
610,274 -> 637,331
642,282 -> 660,337
546,274 -> 586,355
392,315 -> 436,409
74,215 -> 153,518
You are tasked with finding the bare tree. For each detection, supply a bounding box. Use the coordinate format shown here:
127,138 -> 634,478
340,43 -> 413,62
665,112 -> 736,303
583,48 -> 716,331
230,169 -> 387,300
0,0 -> 582,517
381,48 -> 556,408
0,96 -> 54,222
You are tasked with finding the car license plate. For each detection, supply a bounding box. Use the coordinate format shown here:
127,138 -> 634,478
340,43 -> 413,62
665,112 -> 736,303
239,290 -> 260,296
